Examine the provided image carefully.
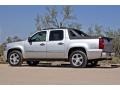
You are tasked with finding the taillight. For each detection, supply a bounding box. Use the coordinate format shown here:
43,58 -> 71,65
99,38 -> 104,49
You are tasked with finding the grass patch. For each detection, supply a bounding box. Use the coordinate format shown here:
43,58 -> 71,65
99,57 -> 120,65
0,56 -> 6,64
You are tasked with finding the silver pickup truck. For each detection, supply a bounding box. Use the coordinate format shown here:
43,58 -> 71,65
4,28 -> 114,67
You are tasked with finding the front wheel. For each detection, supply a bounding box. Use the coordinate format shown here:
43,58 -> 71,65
8,50 -> 23,66
27,61 -> 39,66
69,50 -> 88,68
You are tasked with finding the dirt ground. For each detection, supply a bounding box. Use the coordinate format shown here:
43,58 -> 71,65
0,62 -> 120,85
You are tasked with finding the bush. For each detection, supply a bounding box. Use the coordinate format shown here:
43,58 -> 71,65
99,57 -> 120,65
0,44 -> 6,64
0,56 -> 5,64
110,57 -> 120,64
112,36 -> 120,57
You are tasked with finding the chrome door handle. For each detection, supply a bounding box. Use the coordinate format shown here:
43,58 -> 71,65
40,43 -> 45,46
58,42 -> 64,45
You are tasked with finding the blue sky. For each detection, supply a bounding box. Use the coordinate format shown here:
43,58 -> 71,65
0,5 -> 120,43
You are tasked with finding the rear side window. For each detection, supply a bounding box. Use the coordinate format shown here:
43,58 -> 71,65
68,29 -> 89,39
49,30 -> 63,41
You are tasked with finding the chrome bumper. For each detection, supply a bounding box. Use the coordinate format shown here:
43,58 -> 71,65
3,51 -> 7,62
101,52 -> 115,59
87,49 -> 114,60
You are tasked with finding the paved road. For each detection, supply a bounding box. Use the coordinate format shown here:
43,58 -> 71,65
0,63 -> 120,85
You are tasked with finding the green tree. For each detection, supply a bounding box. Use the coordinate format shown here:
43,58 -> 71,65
0,45 -> 3,56
87,25 -> 104,36
35,6 -> 81,31
6,36 -> 22,44
94,25 -> 103,36
35,14 -> 42,31
6,36 -> 12,43
12,36 -> 22,42
87,27 -> 94,36
104,27 -> 115,37
112,29 -> 120,57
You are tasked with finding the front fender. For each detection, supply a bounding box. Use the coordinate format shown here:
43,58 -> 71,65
6,43 -> 25,58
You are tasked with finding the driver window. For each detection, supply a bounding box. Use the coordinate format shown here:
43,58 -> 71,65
31,31 -> 46,42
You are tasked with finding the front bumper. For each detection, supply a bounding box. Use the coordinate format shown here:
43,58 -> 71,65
3,51 -> 7,62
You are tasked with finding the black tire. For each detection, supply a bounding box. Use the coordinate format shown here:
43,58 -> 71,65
87,61 -> 98,67
27,61 -> 39,66
69,50 -> 88,68
8,50 -> 23,66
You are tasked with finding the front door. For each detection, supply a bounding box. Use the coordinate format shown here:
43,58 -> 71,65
24,31 -> 47,59
47,30 -> 65,58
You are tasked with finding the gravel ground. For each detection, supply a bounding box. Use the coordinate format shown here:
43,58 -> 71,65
0,63 -> 120,85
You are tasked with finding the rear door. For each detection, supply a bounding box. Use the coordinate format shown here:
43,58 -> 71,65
47,30 -> 65,58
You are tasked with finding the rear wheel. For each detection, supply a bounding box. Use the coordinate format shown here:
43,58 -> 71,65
27,61 -> 39,66
8,50 -> 23,66
69,50 -> 88,68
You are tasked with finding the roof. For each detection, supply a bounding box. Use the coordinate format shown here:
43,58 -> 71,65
42,27 -> 68,30
41,27 -> 82,31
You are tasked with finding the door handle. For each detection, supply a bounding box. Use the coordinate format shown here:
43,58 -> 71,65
40,43 -> 45,46
58,42 -> 64,45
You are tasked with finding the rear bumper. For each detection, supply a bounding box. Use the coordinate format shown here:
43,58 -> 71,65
87,49 -> 114,60
101,52 -> 114,59
92,52 -> 115,61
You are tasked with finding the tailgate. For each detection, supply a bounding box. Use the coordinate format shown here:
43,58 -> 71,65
103,37 -> 113,53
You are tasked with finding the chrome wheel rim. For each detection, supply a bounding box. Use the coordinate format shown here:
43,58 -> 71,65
9,53 -> 20,65
72,53 -> 84,66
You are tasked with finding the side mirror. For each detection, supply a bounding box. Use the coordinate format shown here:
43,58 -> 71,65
28,37 -> 32,42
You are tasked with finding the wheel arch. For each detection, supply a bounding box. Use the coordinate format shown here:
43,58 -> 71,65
7,48 -> 22,59
68,47 -> 87,57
